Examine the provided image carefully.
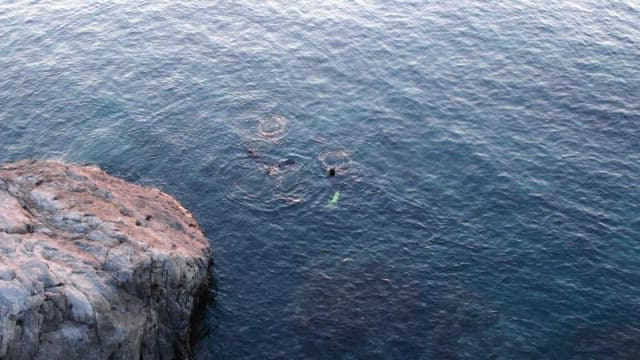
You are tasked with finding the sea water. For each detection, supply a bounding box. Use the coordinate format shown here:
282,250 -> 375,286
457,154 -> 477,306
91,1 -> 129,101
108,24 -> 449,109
1,1 -> 639,358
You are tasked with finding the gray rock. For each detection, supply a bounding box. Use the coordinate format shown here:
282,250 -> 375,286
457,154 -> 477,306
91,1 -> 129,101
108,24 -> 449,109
0,266 -> 16,281
0,160 -> 212,359
0,191 -> 32,234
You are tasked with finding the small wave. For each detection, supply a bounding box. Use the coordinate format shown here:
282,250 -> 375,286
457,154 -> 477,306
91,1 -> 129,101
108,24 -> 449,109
257,114 -> 289,141
318,149 -> 354,172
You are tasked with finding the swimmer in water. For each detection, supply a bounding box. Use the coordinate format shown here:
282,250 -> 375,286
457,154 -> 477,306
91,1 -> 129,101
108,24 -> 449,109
265,167 -> 277,176
265,158 -> 296,176
328,167 -> 336,177
277,158 -> 296,168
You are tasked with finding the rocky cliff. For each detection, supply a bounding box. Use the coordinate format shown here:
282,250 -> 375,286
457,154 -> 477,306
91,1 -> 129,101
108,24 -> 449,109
0,160 -> 212,359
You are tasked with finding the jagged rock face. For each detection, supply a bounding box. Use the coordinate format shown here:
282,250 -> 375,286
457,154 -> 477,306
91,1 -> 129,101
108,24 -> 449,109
0,160 -> 212,360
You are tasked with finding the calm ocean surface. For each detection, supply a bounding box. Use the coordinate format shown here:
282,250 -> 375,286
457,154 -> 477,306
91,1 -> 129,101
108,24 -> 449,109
2,1 -> 640,358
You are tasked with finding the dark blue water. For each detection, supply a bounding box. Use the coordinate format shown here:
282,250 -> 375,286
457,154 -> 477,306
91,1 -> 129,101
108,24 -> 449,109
2,1 -> 640,358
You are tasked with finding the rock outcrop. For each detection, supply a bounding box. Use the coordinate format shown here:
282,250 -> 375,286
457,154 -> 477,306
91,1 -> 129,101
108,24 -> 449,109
0,160 -> 212,359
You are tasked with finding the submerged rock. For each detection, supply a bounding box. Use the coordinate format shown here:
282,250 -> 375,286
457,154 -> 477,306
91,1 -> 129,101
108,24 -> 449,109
0,160 -> 212,359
